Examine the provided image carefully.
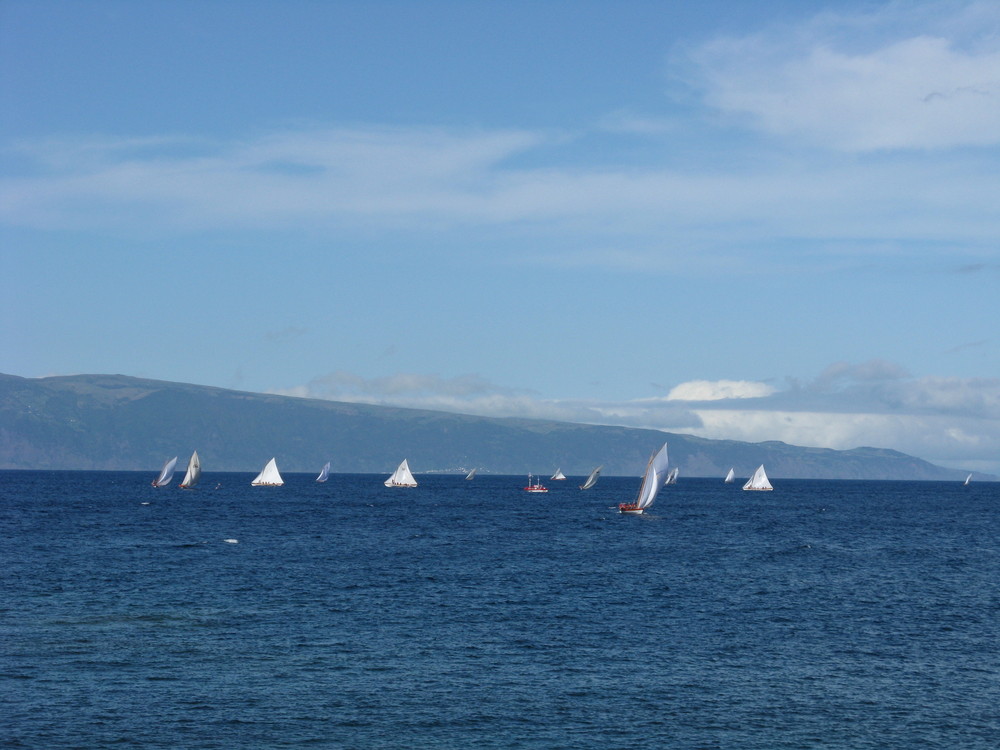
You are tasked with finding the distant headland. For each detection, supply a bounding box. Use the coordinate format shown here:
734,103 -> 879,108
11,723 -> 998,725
0,372 -> 985,480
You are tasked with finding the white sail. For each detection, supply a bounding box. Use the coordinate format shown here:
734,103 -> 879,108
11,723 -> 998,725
465,468 -> 477,480
251,457 -> 284,486
964,473 -> 972,485
579,465 -> 602,490
743,464 -> 772,491
551,468 -> 567,480
316,462 -> 330,483
179,451 -> 201,488
385,459 -> 417,487
665,467 -> 679,485
635,443 -> 670,510
724,468 -> 735,483
152,456 -> 178,487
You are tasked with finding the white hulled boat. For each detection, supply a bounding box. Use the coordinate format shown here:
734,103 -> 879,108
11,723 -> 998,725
619,443 -> 669,515
179,451 -> 201,489
579,465 -> 602,490
385,459 -> 417,487
551,468 -> 567,480
665,467 -> 679,485
743,464 -> 772,491
251,458 -> 284,486
152,456 -> 178,487
316,462 -> 330,483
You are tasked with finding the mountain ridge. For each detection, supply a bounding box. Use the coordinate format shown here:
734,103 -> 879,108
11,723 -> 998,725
0,372 -> 986,480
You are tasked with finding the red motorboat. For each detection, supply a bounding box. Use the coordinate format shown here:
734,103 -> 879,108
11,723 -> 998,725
523,474 -> 548,493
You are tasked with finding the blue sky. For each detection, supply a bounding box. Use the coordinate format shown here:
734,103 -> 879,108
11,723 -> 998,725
3,0 -> 999,474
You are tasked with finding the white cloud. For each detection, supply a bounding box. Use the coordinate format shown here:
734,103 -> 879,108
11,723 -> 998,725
686,1 -> 1000,151
667,379 -> 777,401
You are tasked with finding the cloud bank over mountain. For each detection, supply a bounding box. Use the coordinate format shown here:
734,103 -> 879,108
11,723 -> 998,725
274,360 -> 1000,474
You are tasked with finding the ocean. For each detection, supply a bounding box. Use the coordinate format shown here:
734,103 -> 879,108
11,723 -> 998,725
2,471 -> 998,748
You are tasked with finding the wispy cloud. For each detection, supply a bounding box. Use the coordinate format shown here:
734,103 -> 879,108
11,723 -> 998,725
0,127 -> 546,231
809,359 -> 910,390
945,338 -> 991,354
3,119 -> 998,275
954,262 -> 1000,274
596,110 -> 681,135
263,326 -> 308,344
683,1 -> 1000,151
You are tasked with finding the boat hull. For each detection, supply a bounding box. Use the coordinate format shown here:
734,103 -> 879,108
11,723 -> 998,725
618,504 -> 644,515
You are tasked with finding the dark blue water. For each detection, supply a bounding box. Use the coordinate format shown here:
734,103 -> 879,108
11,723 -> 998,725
2,471 -> 998,748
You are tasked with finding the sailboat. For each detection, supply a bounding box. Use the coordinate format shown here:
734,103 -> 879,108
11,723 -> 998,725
178,451 -> 201,489
524,474 -> 548,493
152,456 -> 178,487
316,462 -> 330,483
619,443 -> 669,515
385,459 -> 417,487
579,465 -> 602,490
743,464 -> 772,491
251,457 -> 284,486
665,467 -> 679,485
964,473 -> 972,486
465,468 -> 477,480
724,468 -> 735,483
551,468 -> 567,480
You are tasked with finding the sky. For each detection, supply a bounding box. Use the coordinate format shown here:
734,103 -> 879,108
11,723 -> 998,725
2,0 -> 999,474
